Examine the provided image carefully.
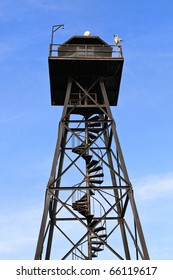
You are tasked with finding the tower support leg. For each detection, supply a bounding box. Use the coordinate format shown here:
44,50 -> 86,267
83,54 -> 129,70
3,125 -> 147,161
35,78 -> 72,260
35,77 -> 149,260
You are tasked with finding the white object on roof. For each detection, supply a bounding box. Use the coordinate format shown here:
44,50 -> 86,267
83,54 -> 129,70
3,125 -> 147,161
84,31 -> 91,36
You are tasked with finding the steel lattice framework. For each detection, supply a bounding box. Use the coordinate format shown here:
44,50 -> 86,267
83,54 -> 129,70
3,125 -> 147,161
35,28 -> 149,260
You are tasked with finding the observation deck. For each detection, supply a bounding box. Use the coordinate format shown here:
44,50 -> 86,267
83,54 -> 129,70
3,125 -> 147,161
48,35 -> 124,106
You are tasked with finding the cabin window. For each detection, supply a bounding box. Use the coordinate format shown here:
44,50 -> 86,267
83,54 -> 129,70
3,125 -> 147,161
77,46 -> 94,57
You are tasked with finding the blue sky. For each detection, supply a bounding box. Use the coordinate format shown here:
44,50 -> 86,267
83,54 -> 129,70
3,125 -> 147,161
0,0 -> 173,259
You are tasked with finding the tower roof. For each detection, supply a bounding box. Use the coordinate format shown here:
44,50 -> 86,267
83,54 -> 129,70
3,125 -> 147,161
61,35 -> 110,46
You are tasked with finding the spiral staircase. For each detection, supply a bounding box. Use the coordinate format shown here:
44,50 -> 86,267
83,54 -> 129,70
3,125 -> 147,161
71,115 -> 107,259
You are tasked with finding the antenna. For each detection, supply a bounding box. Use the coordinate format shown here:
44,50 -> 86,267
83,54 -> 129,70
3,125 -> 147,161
50,24 -> 64,45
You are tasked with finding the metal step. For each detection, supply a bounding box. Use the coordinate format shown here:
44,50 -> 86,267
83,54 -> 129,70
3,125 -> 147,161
89,219 -> 99,228
88,123 -> 101,128
73,200 -> 87,205
78,211 -> 89,217
72,149 -> 85,155
92,246 -> 103,252
75,194 -> 87,202
91,234 -> 107,239
72,207 -> 89,217
87,160 -> 99,169
82,155 -> 92,164
88,128 -> 101,134
92,252 -> 97,258
72,204 -> 88,210
72,144 -> 86,155
91,241 -> 104,245
89,173 -> 104,178
94,226 -> 106,233
89,179 -> 103,185
73,203 -> 88,211
87,115 -> 100,122
88,165 -> 102,174
86,214 -> 94,225
88,133 -> 97,140
90,189 -> 95,195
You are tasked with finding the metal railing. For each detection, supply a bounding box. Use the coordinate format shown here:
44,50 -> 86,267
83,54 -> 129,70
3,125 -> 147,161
49,43 -> 123,58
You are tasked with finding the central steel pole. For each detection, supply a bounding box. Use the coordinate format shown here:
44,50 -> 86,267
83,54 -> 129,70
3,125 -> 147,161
85,116 -> 92,260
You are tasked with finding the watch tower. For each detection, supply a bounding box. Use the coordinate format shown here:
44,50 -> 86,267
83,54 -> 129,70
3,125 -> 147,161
35,26 -> 149,260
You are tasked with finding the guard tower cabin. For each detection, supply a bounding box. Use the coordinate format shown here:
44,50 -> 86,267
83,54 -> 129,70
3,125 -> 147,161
48,34 -> 123,114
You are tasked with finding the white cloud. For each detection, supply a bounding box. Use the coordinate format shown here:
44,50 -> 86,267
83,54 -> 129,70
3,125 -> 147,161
133,172 -> 173,201
0,0 -> 96,23
26,0 -> 75,11
0,200 -> 42,259
1,172 -> 173,259
26,0 -> 94,12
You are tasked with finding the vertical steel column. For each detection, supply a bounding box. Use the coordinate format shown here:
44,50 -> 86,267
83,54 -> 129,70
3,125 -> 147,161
85,117 -> 92,260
